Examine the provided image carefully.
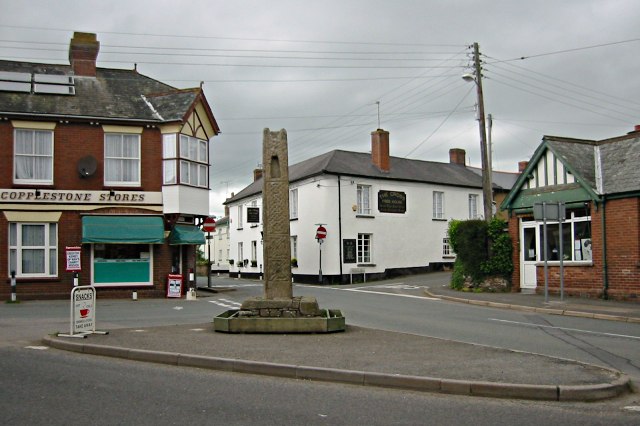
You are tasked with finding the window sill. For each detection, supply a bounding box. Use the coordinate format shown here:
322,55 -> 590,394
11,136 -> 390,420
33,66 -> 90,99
443,255 -> 456,259
356,263 -> 376,267
432,218 -> 447,222
356,214 -> 375,219
290,218 -> 299,222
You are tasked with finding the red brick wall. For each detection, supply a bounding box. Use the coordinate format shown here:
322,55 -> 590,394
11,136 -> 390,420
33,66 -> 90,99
509,199 -> 640,301
1,121 -> 174,300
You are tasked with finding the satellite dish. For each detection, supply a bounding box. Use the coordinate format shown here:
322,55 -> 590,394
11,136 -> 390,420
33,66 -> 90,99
77,155 -> 97,178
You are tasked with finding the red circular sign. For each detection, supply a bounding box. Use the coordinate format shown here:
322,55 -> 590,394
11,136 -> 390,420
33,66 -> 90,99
316,225 -> 327,239
202,217 -> 216,233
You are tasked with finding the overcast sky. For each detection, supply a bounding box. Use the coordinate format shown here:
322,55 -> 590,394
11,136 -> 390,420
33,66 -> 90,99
2,0 -> 639,216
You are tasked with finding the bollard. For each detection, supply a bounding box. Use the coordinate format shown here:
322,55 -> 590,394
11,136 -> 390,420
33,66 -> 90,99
73,272 -> 79,287
10,270 -> 16,302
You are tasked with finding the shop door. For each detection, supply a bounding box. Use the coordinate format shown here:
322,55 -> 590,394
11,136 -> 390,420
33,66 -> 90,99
520,223 -> 538,292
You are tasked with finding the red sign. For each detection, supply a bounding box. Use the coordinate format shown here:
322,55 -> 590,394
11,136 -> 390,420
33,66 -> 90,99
202,217 -> 216,233
316,225 -> 327,240
167,274 -> 183,298
65,246 -> 82,272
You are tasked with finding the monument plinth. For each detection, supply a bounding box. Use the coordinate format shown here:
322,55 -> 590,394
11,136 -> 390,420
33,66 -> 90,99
214,129 -> 345,333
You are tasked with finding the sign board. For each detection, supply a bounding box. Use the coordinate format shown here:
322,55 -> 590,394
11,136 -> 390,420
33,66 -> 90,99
343,239 -> 357,263
167,274 -> 183,298
202,217 -> 216,233
533,202 -> 566,221
72,286 -> 95,334
316,225 -> 327,240
247,207 -> 260,223
378,190 -> 406,214
65,246 -> 82,272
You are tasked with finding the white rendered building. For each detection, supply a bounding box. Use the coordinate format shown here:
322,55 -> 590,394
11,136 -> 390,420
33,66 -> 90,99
225,129 -> 493,284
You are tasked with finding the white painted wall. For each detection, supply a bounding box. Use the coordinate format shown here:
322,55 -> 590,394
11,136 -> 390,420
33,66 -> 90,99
227,173 -> 482,279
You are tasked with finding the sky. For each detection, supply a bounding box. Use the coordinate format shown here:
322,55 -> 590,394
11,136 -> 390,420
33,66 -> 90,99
1,0 -> 639,217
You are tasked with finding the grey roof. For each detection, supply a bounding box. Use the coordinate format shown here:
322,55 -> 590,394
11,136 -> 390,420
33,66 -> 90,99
227,149 -> 485,203
545,136 -> 597,188
467,166 -> 519,191
0,59 -> 205,124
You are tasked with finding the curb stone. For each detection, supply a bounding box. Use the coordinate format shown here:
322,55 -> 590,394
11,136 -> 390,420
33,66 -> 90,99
42,335 -> 630,402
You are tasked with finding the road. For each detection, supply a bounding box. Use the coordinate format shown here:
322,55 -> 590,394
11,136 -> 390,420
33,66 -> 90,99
1,272 -> 640,424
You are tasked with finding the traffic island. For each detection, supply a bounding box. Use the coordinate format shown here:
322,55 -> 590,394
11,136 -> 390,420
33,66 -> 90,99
213,296 -> 346,333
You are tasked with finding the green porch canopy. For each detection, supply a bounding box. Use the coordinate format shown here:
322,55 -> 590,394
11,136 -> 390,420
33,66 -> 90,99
168,224 -> 205,245
82,215 -> 165,244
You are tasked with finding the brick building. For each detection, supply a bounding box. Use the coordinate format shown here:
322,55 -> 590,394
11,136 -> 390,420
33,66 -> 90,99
1,32 -> 219,299
501,127 -> 640,301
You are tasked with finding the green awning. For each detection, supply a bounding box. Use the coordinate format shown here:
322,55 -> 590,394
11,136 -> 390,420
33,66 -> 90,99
82,216 -> 165,244
168,224 -> 205,245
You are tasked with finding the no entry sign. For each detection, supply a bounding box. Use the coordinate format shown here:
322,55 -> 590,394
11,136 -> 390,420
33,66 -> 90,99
316,225 -> 327,240
202,217 -> 216,233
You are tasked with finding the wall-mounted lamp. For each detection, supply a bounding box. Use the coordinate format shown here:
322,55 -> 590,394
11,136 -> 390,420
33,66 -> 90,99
109,190 -> 115,197
35,189 -> 41,197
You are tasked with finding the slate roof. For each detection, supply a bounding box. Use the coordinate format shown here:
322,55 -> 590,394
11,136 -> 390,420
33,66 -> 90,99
0,59 -> 211,125
227,149 -> 485,203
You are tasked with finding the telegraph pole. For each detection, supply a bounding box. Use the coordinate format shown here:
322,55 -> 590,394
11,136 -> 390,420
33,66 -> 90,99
471,42 -> 493,222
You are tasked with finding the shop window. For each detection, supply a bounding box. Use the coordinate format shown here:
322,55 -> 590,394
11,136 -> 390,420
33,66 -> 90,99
357,233 -> 372,264
105,133 -> 140,186
357,185 -> 371,215
14,129 -> 53,184
539,211 -> 591,261
8,222 -> 57,277
92,243 -> 152,286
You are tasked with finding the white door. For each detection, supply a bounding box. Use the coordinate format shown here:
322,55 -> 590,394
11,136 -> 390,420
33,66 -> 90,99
520,222 -> 538,292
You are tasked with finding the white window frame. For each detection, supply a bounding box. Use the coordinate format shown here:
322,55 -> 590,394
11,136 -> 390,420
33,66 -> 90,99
357,233 -> 372,264
289,188 -> 298,219
468,194 -> 479,219
162,134 -> 177,184
104,133 -> 141,186
8,222 -> 58,278
433,191 -> 444,219
237,205 -> 243,229
14,129 -> 54,184
179,134 -> 208,188
443,237 -> 453,256
291,235 -> 298,260
357,184 -> 372,215
238,242 -> 244,265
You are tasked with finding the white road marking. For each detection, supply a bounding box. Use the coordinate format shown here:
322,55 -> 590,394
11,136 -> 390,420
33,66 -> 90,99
296,284 -> 439,300
489,318 -> 640,340
173,306 -> 183,310
25,346 -> 49,350
208,299 -> 242,308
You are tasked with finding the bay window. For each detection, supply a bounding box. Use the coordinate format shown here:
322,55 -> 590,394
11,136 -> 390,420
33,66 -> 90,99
179,134 -> 208,187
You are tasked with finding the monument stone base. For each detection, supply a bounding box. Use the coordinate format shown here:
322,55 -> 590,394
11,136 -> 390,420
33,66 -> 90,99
213,296 -> 346,333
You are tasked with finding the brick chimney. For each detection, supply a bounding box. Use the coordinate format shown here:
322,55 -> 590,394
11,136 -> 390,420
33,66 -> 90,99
449,148 -> 466,165
371,129 -> 390,172
518,161 -> 529,172
253,168 -> 263,182
69,32 -> 100,77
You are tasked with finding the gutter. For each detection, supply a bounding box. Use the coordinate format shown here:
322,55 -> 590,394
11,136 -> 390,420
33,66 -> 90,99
601,197 -> 609,300
337,175 -> 343,282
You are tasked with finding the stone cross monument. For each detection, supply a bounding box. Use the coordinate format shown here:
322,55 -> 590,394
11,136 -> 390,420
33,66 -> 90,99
262,128 -> 293,299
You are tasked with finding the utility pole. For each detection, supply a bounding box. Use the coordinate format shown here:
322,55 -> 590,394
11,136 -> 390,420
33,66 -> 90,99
470,42 -> 493,222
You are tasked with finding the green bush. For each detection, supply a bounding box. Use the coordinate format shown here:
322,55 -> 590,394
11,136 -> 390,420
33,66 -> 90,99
447,217 -> 512,288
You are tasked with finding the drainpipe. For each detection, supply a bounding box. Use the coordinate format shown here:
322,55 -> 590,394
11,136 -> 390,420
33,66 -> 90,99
601,197 -> 609,300
337,175 -> 343,282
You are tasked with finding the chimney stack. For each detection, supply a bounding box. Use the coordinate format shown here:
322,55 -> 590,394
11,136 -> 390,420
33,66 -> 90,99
518,161 -> 529,173
371,129 -> 390,172
449,148 -> 466,165
253,168 -> 263,182
69,32 -> 100,77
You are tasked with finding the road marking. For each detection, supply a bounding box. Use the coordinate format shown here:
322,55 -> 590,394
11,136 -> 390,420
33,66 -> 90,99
190,328 -> 205,332
173,306 -> 184,310
623,406 -> 640,412
25,346 -> 49,350
489,318 -> 640,340
208,299 -> 242,308
296,284 -> 439,300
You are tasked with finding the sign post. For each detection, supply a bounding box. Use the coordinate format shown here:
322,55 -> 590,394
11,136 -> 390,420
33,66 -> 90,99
315,225 -> 327,284
202,217 -> 216,288
533,202 -> 566,303
65,246 -> 82,287
58,286 -> 108,338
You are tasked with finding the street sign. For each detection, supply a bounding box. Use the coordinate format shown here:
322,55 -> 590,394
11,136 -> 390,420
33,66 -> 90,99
316,225 -> 327,240
202,217 -> 216,233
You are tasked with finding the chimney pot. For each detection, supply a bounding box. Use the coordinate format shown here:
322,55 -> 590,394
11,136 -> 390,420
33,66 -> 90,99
449,148 -> 466,165
371,129 -> 390,172
253,168 -> 263,182
518,161 -> 529,173
69,32 -> 100,77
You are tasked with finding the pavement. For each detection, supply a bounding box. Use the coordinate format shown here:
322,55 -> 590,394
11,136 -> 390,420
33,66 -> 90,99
42,281 -> 639,403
